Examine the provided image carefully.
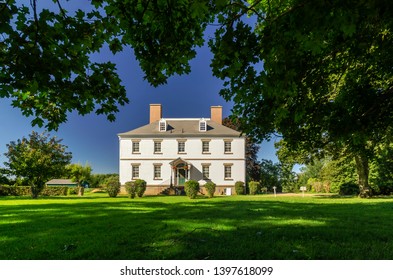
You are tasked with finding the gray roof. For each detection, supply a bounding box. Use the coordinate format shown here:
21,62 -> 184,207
118,120 -> 243,138
46,179 -> 77,185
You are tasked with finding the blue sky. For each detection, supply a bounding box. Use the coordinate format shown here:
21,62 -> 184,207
0,1 -> 280,174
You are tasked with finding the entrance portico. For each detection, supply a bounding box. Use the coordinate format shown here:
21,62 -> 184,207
170,158 -> 191,187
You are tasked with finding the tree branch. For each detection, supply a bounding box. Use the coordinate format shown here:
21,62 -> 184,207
30,0 -> 39,46
55,0 -> 67,18
230,0 -> 265,22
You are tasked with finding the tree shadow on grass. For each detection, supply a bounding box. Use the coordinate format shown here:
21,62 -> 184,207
0,195 -> 109,201
313,194 -> 356,199
0,196 -> 393,260
313,194 -> 393,200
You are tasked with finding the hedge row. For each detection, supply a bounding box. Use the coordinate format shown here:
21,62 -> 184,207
0,185 -> 77,197
41,187 -> 69,196
0,186 -> 31,196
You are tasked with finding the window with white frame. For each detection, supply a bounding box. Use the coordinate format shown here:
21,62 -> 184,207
159,119 -> 167,132
153,164 -> 161,179
224,140 -> 232,153
199,119 -> 207,132
132,165 -> 140,179
202,165 -> 210,179
154,140 -> 162,153
202,140 -> 210,153
132,141 -> 140,153
224,165 -> 232,179
178,141 -> 186,153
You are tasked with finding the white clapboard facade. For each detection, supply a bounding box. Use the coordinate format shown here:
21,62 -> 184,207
118,104 -> 245,195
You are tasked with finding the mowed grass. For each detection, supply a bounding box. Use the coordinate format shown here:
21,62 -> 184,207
1,193 -> 393,260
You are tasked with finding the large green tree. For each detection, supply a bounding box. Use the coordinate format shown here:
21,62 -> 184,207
3,131 -> 72,198
3,1 -> 393,196
296,157 -> 357,193
1,0 -> 213,129
259,159 -> 281,192
1,0 -> 128,130
89,173 -> 118,189
209,0 -> 393,197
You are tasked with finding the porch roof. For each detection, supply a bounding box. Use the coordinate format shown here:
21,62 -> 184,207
169,157 -> 191,167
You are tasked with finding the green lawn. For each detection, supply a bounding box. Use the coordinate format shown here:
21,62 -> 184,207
1,193 -> 392,260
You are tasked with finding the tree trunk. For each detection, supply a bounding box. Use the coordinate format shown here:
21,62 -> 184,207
78,184 -> 84,196
355,154 -> 372,198
30,181 -> 44,199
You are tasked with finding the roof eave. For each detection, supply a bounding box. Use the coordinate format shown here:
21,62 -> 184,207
118,133 -> 243,138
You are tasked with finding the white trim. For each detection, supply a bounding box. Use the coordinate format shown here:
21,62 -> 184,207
120,158 -> 245,161
164,118 -> 211,121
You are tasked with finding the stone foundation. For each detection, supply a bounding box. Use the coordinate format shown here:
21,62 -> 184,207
120,185 -> 170,196
200,186 -> 235,196
120,185 -> 236,196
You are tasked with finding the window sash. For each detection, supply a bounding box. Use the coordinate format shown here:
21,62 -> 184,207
224,166 -> 232,178
132,166 -> 139,179
199,121 -> 206,131
154,165 -> 161,179
132,142 -> 140,153
154,141 -> 161,153
224,141 -> 231,153
202,166 -> 209,179
178,142 -> 185,153
159,120 -> 166,131
202,141 -> 209,153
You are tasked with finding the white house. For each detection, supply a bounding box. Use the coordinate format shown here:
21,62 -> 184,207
118,104 -> 245,195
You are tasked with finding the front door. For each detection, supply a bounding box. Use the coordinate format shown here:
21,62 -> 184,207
178,169 -> 186,186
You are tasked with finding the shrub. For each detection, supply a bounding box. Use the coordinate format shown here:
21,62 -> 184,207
134,179 -> 147,197
16,186 -> 31,196
339,182 -> 360,196
204,182 -> 216,198
41,187 -> 68,196
249,181 -> 261,195
330,183 -> 340,194
105,178 -> 120,197
235,181 -> 245,195
0,185 -> 11,196
0,185 -> 7,196
282,183 -> 297,193
184,180 -> 200,199
67,187 -> 78,195
371,185 -> 393,196
379,185 -> 393,195
0,186 -> 31,196
125,181 -> 137,199
260,187 -> 268,194
307,178 -> 331,193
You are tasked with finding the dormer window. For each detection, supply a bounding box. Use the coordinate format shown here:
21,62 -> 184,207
159,119 -> 167,132
199,118 -> 207,132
